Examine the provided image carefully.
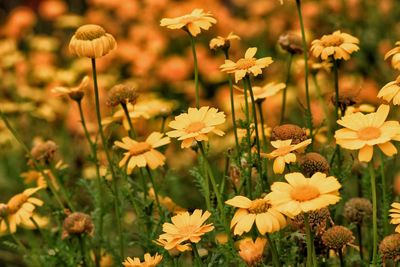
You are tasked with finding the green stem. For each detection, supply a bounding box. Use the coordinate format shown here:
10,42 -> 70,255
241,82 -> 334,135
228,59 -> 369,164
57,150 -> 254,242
256,101 -> 269,186
379,150 -> 390,236
266,234 -> 281,267
160,116 -> 167,133
368,161 -> 378,266
0,109 -> 66,210
295,0 -> 314,145
146,166 -> 163,217
77,100 -> 103,267
242,79 -> 253,198
245,76 -> 264,192
90,58 -> 124,260
338,249 -> 344,267
311,74 -> 332,139
333,59 -> 340,124
192,243 -> 202,267
280,53 -> 293,124
356,223 -> 363,261
78,235 -> 90,267
50,166 -> 75,211
304,213 -> 317,267
121,103 -> 136,138
223,49 -> 240,155
189,34 -> 200,108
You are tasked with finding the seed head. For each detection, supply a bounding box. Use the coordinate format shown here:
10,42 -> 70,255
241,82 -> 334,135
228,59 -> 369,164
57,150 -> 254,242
322,226 -> 354,251
62,212 -> 94,239
290,208 -> 331,236
29,140 -> 57,166
278,32 -> 303,55
343,198 -> 372,224
107,84 -> 138,107
379,234 -> 400,261
271,124 -> 307,144
299,153 -> 329,176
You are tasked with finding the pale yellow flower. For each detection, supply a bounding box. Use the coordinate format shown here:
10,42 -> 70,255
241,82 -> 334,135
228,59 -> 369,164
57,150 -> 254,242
384,41 -> 400,70
311,31 -> 359,61
389,202 -> 400,233
378,76 -> 400,105
122,253 -> 163,267
209,32 -> 240,50
236,82 -> 285,103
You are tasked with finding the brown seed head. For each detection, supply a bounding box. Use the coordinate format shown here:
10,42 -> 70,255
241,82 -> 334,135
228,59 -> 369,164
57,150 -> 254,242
278,33 -> 303,54
62,212 -> 94,239
290,208 -> 330,236
30,140 -> 57,166
379,234 -> 400,261
343,198 -> 372,224
299,153 -> 329,176
271,124 -> 307,144
107,84 -> 138,107
322,226 -> 354,251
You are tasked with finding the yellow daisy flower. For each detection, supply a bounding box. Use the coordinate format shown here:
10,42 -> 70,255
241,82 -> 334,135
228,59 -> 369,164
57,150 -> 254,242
209,32 -> 240,51
69,24 -> 116,58
52,76 -> 89,101
262,139 -> 312,174
122,253 -> 163,267
225,195 -> 286,235
167,106 -> 226,148
334,104 -> 400,162
268,172 -> 341,217
384,41 -> 400,70
389,202 -> 400,233
0,187 -> 43,233
115,132 -> 170,174
378,76 -> 400,105
236,82 -> 286,103
220,47 -> 273,83
310,31 -> 359,61
156,209 -> 214,252
238,237 -> 267,267
160,9 -> 216,37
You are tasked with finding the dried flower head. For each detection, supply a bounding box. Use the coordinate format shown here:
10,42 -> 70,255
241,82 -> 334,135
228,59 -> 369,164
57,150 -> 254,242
322,226 -> 354,251
69,24 -> 116,58
299,153 -> 330,177
238,237 -> 267,267
52,76 -> 89,102
330,91 -> 358,115
290,208 -> 331,236
29,140 -> 57,166
311,31 -> 359,61
107,84 -> 138,107
379,234 -> 400,262
160,9 -> 216,37
209,32 -> 240,51
278,32 -> 303,54
271,124 -> 308,145
62,212 -> 94,239
343,198 -> 372,224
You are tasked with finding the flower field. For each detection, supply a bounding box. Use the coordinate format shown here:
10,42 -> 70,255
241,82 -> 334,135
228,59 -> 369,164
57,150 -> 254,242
1,0 -> 400,266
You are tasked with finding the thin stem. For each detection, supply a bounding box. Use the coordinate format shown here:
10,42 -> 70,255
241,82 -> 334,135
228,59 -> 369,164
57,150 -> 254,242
91,58 -> 124,260
256,101 -> 268,150
333,59 -> 340,124
242,79 -> 253,198
78,235 -> 90,267
356,223 -> 363,261
160,116 -> 167,133
0,109 -> 66,210
77,100 -> 103,267
368,161 -> 378,266
266,234 -> 281,267
121,103 -> 136,138
189,34 -> 200,108
304,213 -> 317,267
192,243 -> 202,267
146,166 -> 163,217
311,74 -> 332,139
223,49 -> 240,155
245,76 -> 264,191
338,249 -> 344,267
280,53 -> 293,124
50,166 -> 75,211
379,150 -> 390,236
295,0 -> 314,145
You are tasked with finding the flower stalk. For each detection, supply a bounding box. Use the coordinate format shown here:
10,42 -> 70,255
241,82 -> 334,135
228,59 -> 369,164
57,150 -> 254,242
189,34 -> 200,109
280,53 -> 293,124
368,161 -> 378,266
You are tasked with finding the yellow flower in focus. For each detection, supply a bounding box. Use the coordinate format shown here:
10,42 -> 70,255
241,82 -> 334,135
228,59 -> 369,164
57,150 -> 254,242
160,9 -> 216,37
262,139 -> 312,174
385,41 -> 400,70
310,31 -> 359,61
220,47 -> 273,83
69,24 -> 116,58
334,105 -> 400,162
0,187 -> 43,233
238,237 -> 267,267
269,172 -> 341,217
167,106 -> 226,148
122,253 -> 163,267
209,32 -> 240,51
389,202 -> 400,233
378,76 -> 400,105
52,76 -> 89,101
115,132 -> 170,174
156,209 -> 214,252
236,82 -> 285,103
225,195 -> 286,235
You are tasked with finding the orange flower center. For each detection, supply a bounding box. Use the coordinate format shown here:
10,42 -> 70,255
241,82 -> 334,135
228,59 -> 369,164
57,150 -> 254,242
357,127 -> 381,141
291,185 -> 320,202
129,142 -> 152,156
248,199 -> 271,214
75,24 -> 106,40
321,35 -> 344,47
236,58 -> 256,70
186,121 -> 206,133
274,145 -> 293,156
7,194 -> 28,214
